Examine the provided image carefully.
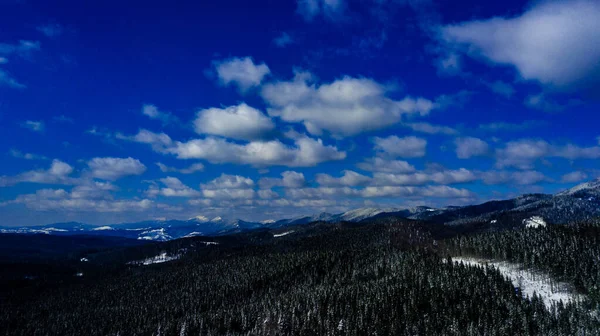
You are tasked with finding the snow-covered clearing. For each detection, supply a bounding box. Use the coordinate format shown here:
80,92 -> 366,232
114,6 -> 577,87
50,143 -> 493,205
273,231 -> 294,238
523,216 -> 547,228
452,257 -> 585,310
128,252 -> 180,266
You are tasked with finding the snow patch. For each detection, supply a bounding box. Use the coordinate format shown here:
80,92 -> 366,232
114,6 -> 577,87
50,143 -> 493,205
137,228 -> 172,241
452,257 -> 584,310
128,252 -> 180,266
183,232 -> 204,238
80,258 -> 89,262
490,219 -> 497,224
523,216 -> 547,228
273,231 -> 294,238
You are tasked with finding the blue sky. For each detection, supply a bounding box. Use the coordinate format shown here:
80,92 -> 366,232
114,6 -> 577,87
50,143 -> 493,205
1,0 -> 599,226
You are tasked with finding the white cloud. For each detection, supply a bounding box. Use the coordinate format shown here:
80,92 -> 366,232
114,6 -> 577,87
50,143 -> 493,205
316,170 -> 371,187
360,185 -> 472,198
357,157 -> 416,173
437,52 -> 461,75
202,174 -> 255,190
142,104 -> 178,125
496,139 -> 600,168
194,103 -> 275,141
10,188 -> 156,213
21,120 -> 44,132
405,122 -> 458,135
258,189 -> 280,199
200,174 -> 256,200
0,69 -> 25,89
148,177 -> 200,197
274,32 -> 294,47
373,168 -> 477,186
213,57 -> 270,92
37,24 -> 63,38
0,57 -> 7,64
261,72 -> 436,136
127,129 -> 345,167
156,162 -> 204,174
373,136 -> 427,158
561,171 -> 588,183
0,159 -> 75,187
297,0 -> 345,21
455,137 -> 489,159
441,0 -> 600,92
259,171 -> 306,189
87,157 -> 146,180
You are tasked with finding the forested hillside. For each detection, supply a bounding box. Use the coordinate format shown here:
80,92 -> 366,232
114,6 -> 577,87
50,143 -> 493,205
1,218 -> 598,335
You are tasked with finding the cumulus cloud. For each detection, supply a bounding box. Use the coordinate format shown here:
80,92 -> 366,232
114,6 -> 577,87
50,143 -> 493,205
0,159 -> 75,187
373,168 -> 477,186
142,104 -> 179,125
496,139 -> 600,169
259,171 -> 306,189
200,174 -> 255,199
126,129 -> 345,167
21,120 -> 44,132
9,187 -> 156,213
147,177 -> 200,197
455,137 -> 489,159
213,57 -> 270,92
561,171 -> 588,183
373,136 -> 427,158
156,162 -> 204,174
316,170 -> 371,187
194,103 -> 275,141
405,122 -> 458,135
261,72 -> 436,136
87,157 -> 146,180
441,0 -> 600,92
357,157 -> 416,174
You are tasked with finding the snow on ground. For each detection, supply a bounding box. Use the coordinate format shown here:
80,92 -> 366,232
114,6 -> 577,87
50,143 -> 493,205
128,252 -> 180,266
523,216 -> 547,228
273,231 -> 294,238
183,232 -> 203,238
453,257 -> 584,309
201,241 -> 219,245
137,228 -> 172,241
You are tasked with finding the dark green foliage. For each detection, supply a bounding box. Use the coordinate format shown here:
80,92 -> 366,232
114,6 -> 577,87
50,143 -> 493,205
1,219 -> 598,335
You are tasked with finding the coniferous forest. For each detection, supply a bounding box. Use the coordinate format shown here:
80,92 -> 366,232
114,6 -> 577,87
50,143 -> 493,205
1,217 -> 600,335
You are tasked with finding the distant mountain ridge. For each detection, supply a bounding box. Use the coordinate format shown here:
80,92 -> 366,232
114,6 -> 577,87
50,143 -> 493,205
2,178 -> 599,241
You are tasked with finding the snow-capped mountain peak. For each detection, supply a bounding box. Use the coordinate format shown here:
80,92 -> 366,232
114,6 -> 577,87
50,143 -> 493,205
189,215 -> 210,222
557,178 -> 600,196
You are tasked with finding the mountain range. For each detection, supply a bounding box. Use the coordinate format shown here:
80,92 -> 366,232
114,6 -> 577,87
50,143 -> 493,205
2,178 -> 599,241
